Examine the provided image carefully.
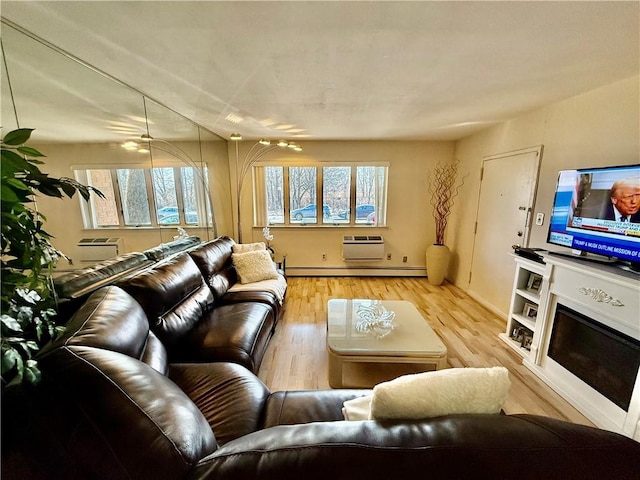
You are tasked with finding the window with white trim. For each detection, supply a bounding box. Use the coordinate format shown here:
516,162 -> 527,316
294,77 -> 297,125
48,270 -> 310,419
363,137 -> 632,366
253,163 -> 388,226
74,165 -> 211,228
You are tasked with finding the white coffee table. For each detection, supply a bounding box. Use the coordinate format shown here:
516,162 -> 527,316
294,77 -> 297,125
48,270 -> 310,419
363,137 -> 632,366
327,299 -> 448,388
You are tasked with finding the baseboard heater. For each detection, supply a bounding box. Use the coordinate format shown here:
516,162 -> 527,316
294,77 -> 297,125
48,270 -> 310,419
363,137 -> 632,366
77,237 -> 124,262
342,235 -> 384,261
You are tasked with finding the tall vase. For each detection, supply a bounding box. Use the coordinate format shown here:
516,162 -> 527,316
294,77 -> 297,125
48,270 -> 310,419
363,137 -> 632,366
426,244 -> 451,286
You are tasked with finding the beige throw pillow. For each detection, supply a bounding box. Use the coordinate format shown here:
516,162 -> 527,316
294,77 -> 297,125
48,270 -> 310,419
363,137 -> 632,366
369,366 -> 510,420
232,242 -> 266,254
232,249 -> 279,284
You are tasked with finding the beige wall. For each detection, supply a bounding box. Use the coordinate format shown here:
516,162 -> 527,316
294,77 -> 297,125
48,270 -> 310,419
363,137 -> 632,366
450,75 -> 640,294
33,140 -> 232,268
33,76 -> 638,283
230,140 -> 455,275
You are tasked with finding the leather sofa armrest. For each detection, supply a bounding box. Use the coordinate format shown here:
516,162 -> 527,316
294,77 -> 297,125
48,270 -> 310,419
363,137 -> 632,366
261,389 -> 370,427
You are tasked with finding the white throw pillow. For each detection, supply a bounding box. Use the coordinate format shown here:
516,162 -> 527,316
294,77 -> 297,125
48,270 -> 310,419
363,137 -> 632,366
232,242 -> 266,254
368,366 -> 510,420
232,249 -> 279,284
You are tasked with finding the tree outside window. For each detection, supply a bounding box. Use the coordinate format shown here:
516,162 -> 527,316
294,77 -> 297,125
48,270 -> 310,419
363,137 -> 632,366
260,163 -> 387,226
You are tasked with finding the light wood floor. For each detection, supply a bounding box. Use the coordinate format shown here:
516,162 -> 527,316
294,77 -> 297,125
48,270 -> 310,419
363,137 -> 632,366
258,276 -> 594,427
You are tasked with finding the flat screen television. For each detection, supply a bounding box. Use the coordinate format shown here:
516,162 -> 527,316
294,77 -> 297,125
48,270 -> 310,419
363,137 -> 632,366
547,164 -> 640,269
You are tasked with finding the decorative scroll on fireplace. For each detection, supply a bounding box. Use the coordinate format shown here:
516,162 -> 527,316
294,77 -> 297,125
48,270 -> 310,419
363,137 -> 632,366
548,305 -> 640,411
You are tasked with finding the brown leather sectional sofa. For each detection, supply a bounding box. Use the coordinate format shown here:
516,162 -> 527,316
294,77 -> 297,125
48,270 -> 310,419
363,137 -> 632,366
2,236 -> 640,479
52,236 -> 202,324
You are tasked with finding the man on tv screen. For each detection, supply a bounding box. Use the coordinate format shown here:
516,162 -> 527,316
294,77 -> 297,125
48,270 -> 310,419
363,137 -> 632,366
579,177 -> 640,223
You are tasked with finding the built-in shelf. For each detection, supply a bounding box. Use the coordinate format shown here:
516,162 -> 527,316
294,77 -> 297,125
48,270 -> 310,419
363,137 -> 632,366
499,332 -> 531,356
514,288 -> 540,303
501,255 -> 547,359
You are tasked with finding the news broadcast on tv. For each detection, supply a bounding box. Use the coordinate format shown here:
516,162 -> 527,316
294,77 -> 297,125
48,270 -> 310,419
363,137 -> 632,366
547,164 -> 640,264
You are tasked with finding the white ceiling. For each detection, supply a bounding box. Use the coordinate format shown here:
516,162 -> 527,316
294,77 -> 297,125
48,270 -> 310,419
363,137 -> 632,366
2,1 -> 638,142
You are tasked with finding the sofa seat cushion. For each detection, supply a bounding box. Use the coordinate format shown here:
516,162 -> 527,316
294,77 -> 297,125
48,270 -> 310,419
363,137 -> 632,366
171,302 -> 274,372
169,362 -> 270,446
221,290 -> 281,325
227,274 -> 287,305
262,390 -> 370,428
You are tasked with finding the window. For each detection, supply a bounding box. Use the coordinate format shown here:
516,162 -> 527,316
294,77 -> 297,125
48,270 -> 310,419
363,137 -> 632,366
265,166 -> 284,224
255,163 -> 388,227
289,166 -> 318,223
75,165 -> 211,228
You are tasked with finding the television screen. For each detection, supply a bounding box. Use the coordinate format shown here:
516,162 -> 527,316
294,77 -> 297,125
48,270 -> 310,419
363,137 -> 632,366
547,164 -> 640,263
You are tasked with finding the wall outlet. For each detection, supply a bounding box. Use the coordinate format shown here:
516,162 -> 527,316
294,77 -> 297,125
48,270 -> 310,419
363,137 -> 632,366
402,256 -> 408,263
535,212 -> 545,226
321,253 -> 327,261
387,253 -> 392,260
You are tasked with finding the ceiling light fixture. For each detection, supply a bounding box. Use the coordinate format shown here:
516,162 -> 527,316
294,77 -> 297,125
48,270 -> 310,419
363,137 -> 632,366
276,139 -> 288,147
230,133 -> 242,141
225,113 -> 244,124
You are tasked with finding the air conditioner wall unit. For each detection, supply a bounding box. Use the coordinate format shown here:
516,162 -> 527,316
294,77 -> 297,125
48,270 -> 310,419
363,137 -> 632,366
342,235 -> 384,261
76,237 -> 124,262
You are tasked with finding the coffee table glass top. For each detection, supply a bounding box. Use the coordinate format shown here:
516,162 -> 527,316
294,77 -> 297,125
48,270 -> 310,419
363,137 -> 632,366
327,299 -> 447,357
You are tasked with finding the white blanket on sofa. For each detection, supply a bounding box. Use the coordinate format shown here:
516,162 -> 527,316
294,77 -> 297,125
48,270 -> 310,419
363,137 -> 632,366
227,274 -> 287,305
342,367 -> 510,421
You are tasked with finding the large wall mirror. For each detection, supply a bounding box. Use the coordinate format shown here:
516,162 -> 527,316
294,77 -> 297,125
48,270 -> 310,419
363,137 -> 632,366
1,20 -> 231,270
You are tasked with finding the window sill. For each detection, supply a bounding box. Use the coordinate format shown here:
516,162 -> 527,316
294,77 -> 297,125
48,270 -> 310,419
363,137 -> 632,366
82,225 -> 207,231
253,224 -> 387,229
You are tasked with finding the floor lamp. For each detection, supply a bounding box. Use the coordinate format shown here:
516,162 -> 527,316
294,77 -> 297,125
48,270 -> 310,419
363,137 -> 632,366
231,135 -> 302,243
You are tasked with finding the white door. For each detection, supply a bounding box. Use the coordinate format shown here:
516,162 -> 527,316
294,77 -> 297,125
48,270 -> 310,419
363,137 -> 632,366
468,147 -> 542,317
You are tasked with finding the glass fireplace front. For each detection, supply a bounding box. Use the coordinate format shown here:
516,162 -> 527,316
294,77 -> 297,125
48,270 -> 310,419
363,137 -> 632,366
548,304 -> 640,411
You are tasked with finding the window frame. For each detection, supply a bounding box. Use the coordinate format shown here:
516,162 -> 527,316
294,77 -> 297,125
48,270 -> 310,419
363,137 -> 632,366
253,161 -> 388,227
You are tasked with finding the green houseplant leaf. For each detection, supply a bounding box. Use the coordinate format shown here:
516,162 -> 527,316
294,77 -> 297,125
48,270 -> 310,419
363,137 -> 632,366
1,128 -> 101,386
2,128 -> 34,146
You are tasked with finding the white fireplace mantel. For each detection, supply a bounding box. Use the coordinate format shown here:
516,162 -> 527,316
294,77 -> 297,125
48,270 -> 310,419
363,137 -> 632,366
518,253 -> 640,440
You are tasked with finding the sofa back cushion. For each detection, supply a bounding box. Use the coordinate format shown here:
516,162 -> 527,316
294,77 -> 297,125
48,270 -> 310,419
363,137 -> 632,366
195,414 -> 640,479
42,285 -> 168,374
37,345 -> 217,479
188,236 -> 238,299
119,253 -> 214,347
32,284 -> 217,479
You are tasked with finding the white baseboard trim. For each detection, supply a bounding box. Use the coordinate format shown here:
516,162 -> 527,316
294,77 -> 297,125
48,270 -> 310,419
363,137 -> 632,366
286,266 -> 427,277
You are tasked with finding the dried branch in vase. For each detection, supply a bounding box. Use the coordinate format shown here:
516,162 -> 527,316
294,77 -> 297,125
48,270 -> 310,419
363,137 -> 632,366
427,159 -> 465,245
